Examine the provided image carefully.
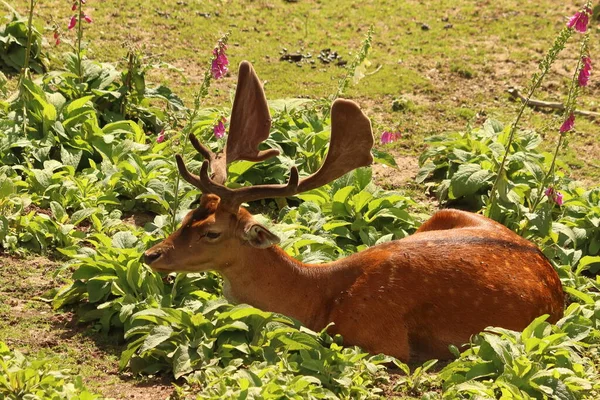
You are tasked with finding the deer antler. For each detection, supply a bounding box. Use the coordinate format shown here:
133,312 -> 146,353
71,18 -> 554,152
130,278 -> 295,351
176,61 -> 374,211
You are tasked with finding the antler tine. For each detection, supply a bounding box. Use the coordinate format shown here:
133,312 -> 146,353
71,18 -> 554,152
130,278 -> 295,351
175,154 -> 211,192
197,163 -> 300,211
188,133 -> 227,184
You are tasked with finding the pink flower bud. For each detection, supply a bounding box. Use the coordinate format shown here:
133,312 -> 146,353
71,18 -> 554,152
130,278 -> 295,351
559,114 -> 575,134
156,130 -> 166,143
68,15 -> 77,30
213,117 -> 227,138
555,192 -> 564,206
381,131 -> 401,144
578,56 -> 592,87
72,3 -> 77,11
83,14 -> 92,23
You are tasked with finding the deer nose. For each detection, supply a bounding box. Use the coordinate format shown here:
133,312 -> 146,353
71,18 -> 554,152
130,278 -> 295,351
143,250 -> 162,265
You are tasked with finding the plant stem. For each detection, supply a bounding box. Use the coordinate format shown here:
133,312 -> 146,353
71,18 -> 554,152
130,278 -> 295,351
19,0 -> 35,86
169,67 -> 213,232
19,0 -> 36,136
486,78 -> 544,217
169,33 -> 229,231
77,0 -> 84,83
527,36 -> 589,216
486,26 -> 572,217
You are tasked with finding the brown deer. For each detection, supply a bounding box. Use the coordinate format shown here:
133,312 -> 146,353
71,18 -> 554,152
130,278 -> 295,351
144,61 -> 564,362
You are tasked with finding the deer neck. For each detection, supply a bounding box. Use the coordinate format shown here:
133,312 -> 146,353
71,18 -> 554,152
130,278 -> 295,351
219,244 -> 360,330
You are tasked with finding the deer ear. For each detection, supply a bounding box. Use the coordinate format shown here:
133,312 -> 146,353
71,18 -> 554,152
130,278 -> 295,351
243,224 -> 280,249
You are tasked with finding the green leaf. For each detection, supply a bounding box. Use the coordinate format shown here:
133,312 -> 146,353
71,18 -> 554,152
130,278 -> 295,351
415,162 -> 436,183
372,148 -> 397,167
564,286 -> 594,305
65,95 -> 95,117
60,146 -> 83,169
49,201 -> 67,223
71,208 -> 100,225
139,325 -> 174,353
450,163 -> 493,199
112,231 -> 139,249
172,344 -> 192,379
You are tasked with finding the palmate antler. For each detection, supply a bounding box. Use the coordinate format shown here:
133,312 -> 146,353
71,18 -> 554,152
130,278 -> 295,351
176,61 -> 374,211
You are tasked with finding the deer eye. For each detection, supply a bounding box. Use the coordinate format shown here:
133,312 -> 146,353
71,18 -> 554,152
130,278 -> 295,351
205,231 -> 221,240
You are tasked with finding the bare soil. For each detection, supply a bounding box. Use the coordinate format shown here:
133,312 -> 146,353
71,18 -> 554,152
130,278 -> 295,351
0,254 -> 174,400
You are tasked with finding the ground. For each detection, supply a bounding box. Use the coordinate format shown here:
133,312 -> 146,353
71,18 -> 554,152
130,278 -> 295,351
3,0 -> 600,398
0,255 -> 174,399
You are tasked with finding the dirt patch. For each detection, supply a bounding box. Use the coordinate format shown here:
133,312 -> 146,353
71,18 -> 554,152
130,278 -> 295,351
0,254 -> 175,400
372,154 -> 420,190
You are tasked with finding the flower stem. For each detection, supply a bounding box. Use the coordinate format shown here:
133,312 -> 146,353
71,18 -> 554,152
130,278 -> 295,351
169,62 -> 215,232
332,25 -> 373,102
486,27 -> 572,217
486,78 -> 544,217
19,0 -> 35,86
527,33 -> 589,217
18,0 -> 36,136
77,0 -> 83,83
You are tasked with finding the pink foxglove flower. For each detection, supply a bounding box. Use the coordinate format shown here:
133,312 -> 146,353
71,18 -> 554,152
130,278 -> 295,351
578,56 -> 592,87
555,192 -> 564,206
211,42 -> 229,80
213,117 -> 226,138
381,131 -> 401,144
544,187 -> 564,206
156,130 -> 166,143
567,8 -> 591,33
83,14 -> 92,23
68,15 -> 77,30
559,114 -> 575,134
71,3 -> 77,11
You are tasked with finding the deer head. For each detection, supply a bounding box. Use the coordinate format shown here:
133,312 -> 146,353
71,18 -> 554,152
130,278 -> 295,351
144,61 -> 375,273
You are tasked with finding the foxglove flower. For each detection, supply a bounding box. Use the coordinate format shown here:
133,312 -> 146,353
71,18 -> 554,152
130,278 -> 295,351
545,187 -> 564,206
578,56 -> 592,87
555,192 -> 564,206
68,15 -> 77,30
213,117 -> 226,138
156,130 -> 166,143
71,3 -> 77,11
211,42 -> 229,80
559,113 -> 575,134
567,8 -> 591,33
381,131 -> 401,144
83,14 -> 92,23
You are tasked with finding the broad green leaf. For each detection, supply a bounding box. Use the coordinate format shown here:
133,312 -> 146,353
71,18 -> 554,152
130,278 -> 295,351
450,163 -> 493,199
71,208 -> 100,225
139,325 -> 174,353
112,231 -> 139,249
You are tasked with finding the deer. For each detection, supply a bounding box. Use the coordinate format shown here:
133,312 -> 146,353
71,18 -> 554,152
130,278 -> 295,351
144,61 -> 565,362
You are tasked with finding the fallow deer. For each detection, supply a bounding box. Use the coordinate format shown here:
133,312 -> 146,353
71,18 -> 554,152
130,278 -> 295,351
144,61 -> 564,362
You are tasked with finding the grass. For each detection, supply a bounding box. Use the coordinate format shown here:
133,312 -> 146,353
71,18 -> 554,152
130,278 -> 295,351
3,0 -> 600,397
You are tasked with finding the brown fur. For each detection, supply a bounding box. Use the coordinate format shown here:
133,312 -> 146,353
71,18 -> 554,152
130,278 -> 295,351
145,195 -> 564,362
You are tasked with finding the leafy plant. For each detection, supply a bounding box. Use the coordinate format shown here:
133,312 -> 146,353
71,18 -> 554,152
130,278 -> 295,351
440,315 -> 599,399
0,341 -> 99,399
0,10 -> 48,74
